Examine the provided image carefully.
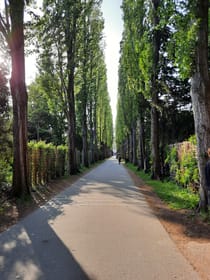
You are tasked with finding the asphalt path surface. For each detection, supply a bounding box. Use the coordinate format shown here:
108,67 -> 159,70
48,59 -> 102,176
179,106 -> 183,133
0,157 -> 200,279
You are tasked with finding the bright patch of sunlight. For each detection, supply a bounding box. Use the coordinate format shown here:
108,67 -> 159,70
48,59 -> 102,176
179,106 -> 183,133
12,261 -> 42,280
3,240 -> 16,252
18,229 -> 32,246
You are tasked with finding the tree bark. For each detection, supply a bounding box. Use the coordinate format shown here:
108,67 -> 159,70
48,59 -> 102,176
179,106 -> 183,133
151,100 -> 160,178
9,0 -> 30,197
138,116 -> 146,171
67,60 -> 78,174
82,109 -> 89,167
65,4 -> 79,175
151,0 -> 161,179
132,124 -> 137,165
191,0 -> 210,210
81,10 -> 89,168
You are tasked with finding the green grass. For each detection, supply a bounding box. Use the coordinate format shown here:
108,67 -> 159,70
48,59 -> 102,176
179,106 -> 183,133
126,163 -> 199,210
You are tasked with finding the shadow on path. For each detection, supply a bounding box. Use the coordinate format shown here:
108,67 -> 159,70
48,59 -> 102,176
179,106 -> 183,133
0,206 -> 92,280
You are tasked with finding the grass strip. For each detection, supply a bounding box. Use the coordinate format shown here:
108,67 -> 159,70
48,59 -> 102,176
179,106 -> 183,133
126,163 -> 199,210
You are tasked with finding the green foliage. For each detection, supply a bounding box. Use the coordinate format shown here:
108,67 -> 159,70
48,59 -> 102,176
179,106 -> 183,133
28,141 -> 68,186
0,158 -> 12,186
165,146 -> 179,178
138,33 -> 153,97
95,53 -> 113,150
35,0 -> 113,163
0,64 -> 12,188
166,0 -> 199,79
56,145 -> 68,177
126,162 -> 199,210
117,0 -> 194,170
188,134 -> 197,145
165,137 -> 199,190
175,149 -> 199,189
28,74 -> 66,145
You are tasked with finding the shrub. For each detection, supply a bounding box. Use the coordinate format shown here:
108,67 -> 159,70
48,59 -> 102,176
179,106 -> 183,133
28,141 -> 68,186
0,158 -> 12,187
56,145 -> 68,177
126,162 -> 199,209
165,136 -> 199,191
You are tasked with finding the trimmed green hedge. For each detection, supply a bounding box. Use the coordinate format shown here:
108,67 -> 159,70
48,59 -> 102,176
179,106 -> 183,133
28,141 -> 68,186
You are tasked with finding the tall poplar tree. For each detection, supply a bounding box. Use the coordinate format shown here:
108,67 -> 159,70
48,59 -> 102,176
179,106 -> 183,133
190,0 -> 210,210
76,0 -> 103,167
0,0 -> 30,197
166,0 -> 210,210
40,0 -> 82,174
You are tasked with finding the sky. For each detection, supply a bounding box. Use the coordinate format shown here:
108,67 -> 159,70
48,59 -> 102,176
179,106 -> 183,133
101,0 -> 123,126
25,0 -> 123,127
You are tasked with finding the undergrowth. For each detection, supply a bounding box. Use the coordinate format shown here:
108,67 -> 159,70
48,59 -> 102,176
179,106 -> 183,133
126,163 -> 199,210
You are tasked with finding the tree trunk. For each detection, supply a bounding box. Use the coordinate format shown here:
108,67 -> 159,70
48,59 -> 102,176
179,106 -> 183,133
89,91 -> 95,164
81,7 -> 89,168
151,102 -> 160,178
89,117 -> 94,164
67,66 -> 78,174
65,6 -> 78,175
151,0 -> 161,179
127,134 -> 131,162
132,124 -> 137,165
82,112 -> 89,167
93,91 -> 98,162
191,0 -> 210,211
129,132 -> 133,162
138,116 -> 146,171
9,0 -> 30,197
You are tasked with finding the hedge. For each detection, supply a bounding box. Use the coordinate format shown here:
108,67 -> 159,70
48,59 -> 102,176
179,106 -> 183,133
28,141 -> 68,186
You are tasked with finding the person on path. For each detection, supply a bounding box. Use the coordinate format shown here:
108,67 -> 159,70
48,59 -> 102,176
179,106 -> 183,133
118,154 -> 121,164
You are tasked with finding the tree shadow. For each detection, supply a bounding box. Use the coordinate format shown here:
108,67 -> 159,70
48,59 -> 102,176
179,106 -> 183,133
0,178 -> 98,280
138,183 -> 210,241
0,207 -> 94,279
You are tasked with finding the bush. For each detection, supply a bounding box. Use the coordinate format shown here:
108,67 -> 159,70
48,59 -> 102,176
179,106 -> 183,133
0,158 -> 12,187
56,145 -> 68,177
28,141 -> 68,186
165,136 -> 199,191
0,142 -> 13,188
1,140 -> 69,189
126,162 -> 199,210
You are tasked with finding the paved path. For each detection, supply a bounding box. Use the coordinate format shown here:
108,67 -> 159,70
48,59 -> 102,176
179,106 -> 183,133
0,158 -> 200,280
